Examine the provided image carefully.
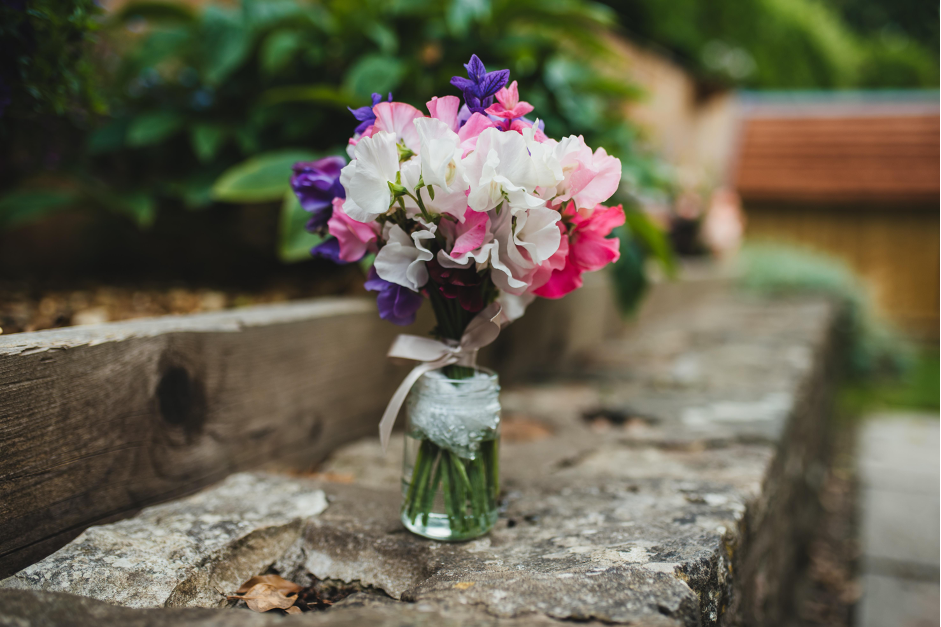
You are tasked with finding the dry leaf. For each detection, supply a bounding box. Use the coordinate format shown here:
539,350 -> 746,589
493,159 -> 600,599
284,606 -> 302,615
228,583 -> 297,612
236,574 -> 302,595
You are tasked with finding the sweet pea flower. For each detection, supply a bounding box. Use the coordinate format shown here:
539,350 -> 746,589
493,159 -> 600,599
549,136 -> 622,212
327,198 -> 380,263
426,95 -> 462,132
374,223 -> 436,292
480,204 -> 562,295
348,92 -> 391,134
456,112 -> 495,156
437,207 -> 491,268
310,237 -> 346,264
427,259 -> 484,312
450,54 -> 510,115
340,131 -> 400,223
372,101 -> 424,153
364,267 -> 423,326
464,127 -> 546,213
291,156 -> 346,231
414,117 -> 467,194
532,203 -> 624,299
399,156 -> 468,223
485,81 -> 534,120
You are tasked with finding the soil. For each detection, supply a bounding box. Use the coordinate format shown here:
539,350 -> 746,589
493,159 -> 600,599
0,273 -> 364,336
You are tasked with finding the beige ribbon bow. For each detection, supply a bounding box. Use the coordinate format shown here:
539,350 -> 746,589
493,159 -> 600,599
378,302 -> 504,451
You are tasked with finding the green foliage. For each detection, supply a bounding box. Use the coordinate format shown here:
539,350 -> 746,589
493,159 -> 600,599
602,0 -> 938,88
0,0 -> 103,124
737,243 -> 914,379
840,348 -> 939,414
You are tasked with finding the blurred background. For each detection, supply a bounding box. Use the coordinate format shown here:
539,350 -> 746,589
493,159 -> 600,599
0,1 -> 937,623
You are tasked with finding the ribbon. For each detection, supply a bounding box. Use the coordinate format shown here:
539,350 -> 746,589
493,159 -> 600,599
378,302 -> 504,451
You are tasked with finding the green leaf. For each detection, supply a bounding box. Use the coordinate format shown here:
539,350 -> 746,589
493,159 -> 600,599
200,6 -> 251,85
260,30 -> 304,75
259,84 -> 352,109
110,1 -> 196,24
447,0 -> 490,36
0,190 -> 77,230
278,190 -> 322,263
211,149 -> 316,203
126,111 -> 184,147
623,208 -> 677,277
190,124 -> 227,162
343,55 -> 405,100
106,192 -> 157,228
88,119 -> 129,154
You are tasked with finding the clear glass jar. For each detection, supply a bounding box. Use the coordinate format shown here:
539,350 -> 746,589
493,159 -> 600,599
400,367 -> 500,541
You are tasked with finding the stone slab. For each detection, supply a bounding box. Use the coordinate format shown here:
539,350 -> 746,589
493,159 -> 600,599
859,488 -> 940,569
857,414 -> 940,495
0,474 -> 327,608
857,573 -> 941,627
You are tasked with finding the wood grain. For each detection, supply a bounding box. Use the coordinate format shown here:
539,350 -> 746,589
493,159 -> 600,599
0,298 -> 427,577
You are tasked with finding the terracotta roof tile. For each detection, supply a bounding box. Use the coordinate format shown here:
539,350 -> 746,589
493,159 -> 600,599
733,111 -> 939,203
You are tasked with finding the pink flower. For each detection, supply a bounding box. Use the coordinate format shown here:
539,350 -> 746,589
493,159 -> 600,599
438,207 -> 490,266
532,203 -> 624,299
328,198 -> 380,263
426,95 -> 462,132
568,147 -> 621,212
485,81 -> 534,120
372,101 -> 424,152
456,112 -> 495,155
508,118 -> 548,142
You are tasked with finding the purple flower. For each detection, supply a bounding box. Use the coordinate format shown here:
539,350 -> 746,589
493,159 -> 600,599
364,268 -> 424,326
310,237 -> 349,264
348,92 -> 392,134
291,156 -> 346,232
450,54 -> 510,114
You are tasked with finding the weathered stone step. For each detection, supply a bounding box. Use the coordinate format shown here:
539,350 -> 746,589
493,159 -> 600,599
0,292 -> 841,626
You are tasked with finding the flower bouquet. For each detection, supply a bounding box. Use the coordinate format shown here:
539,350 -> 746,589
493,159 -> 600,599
292,55 -> 624,540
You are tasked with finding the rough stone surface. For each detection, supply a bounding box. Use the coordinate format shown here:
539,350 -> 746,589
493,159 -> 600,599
0,474 -> 327,608
0,291 -> 840,627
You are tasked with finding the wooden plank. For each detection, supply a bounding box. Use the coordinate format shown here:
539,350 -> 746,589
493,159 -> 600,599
0,298 -> 430,577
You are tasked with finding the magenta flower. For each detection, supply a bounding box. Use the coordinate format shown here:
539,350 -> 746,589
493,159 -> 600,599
450,54 -> 510,115
532,203 -> 624,299
485,81 -> 534,120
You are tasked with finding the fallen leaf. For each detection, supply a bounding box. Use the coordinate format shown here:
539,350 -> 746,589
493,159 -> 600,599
453,581 -> 476,590
236,574 -> 302,595
284,606 -> 303,615
228,583 -> 298,612
501,414 -> 553,443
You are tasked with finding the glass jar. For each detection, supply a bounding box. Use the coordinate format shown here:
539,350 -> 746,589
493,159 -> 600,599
400,367 -> 500,541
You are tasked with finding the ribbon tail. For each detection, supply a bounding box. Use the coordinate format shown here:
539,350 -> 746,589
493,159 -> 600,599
378,357 -> 454,452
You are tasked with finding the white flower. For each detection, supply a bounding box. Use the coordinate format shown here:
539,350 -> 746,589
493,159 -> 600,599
497,291 -> 535,323
400,153 -> 468,223
374,223 -> 436,291
479,204 -> 561,295
415,118 -> 467,194
464,128 -> 545,213
340,131 -> 400,223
